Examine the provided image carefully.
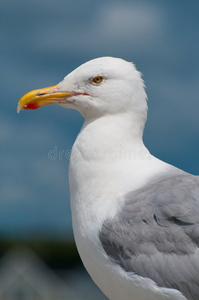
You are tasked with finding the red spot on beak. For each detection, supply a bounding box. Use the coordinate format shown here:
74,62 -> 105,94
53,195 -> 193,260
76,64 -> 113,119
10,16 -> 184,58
25,102 -> 40,110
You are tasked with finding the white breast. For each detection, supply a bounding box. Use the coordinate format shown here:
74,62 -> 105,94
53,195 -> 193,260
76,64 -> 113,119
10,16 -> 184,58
68,116 -> 183,300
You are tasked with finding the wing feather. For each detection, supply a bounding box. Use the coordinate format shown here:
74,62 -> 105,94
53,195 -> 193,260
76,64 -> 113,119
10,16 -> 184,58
99,173 -> 199,300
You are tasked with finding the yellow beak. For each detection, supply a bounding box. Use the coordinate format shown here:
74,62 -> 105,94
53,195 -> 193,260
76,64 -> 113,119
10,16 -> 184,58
17,84 -> 74,113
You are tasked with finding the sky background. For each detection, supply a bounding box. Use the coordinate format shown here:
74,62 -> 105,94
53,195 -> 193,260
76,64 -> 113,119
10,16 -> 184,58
1,0 -> 199,239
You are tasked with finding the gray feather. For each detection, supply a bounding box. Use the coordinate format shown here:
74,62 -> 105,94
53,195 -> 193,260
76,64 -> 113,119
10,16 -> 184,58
99,172 -> 199,300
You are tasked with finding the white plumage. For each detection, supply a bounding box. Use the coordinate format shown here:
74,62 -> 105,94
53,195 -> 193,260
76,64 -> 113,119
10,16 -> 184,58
18,57 -> 199,300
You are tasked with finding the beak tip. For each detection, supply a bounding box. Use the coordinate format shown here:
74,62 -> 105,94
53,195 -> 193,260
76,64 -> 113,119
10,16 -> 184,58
17,103 -> 22,114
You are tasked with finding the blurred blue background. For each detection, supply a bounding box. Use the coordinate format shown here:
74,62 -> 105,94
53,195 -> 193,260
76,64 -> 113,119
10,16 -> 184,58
0,0 -> 199,297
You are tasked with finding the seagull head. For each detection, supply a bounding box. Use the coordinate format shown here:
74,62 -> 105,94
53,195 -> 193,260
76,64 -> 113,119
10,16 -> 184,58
18,57 -> 147,121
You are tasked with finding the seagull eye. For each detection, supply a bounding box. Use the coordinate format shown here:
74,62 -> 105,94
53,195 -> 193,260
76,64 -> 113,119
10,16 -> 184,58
92,76 -> 103,84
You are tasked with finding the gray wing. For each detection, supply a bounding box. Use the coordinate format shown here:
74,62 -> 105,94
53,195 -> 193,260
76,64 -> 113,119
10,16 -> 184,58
99,172 -> 199,300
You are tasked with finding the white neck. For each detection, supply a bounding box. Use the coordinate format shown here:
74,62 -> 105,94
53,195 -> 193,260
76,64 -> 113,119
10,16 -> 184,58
70,113 -> 147,192
69,113 -> 172,234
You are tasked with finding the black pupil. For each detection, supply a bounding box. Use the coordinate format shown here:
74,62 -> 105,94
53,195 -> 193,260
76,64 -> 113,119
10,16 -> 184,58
95,77 -> 101,82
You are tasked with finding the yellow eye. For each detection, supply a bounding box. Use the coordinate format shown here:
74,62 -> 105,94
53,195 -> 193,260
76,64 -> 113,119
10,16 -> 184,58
92,76 -> 103,84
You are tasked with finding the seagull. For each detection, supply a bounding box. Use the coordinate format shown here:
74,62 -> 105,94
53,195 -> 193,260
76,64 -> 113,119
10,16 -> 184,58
18,57 -> 199,300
